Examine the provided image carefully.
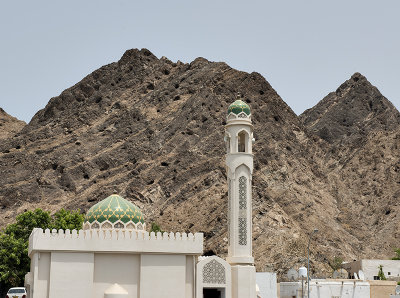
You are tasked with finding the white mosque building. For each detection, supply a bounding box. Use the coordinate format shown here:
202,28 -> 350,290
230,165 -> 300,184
25,98 -> 258,298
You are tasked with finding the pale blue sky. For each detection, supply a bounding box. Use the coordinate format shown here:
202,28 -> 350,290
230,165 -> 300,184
1,0 -> 399,122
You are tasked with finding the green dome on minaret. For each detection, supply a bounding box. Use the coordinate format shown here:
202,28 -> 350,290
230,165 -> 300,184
228,100 -> 251,116
84,194 -> 144,225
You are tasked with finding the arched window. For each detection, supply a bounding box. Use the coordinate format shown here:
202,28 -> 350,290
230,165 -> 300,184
101,222 -> 112,229
126,222 -> 135,229
238,131 -> 248,152
114,222 -> 124,229
83,222 -> 90,230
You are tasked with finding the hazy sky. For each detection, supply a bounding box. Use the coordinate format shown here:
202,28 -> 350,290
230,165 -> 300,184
1,0 -> 399,122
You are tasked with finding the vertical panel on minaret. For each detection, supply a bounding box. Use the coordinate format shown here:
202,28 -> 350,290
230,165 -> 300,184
227,178 -> 231,244
231,162 -> 251,258
238,176 -> 247,246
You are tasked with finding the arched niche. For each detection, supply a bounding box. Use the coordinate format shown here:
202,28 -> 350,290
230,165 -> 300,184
83,222 -> 90,230
234,164 -> 251,181
196,256 -> 231,298
101,222 -> 112,229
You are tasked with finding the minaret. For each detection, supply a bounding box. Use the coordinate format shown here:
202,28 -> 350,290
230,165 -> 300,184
225,96 -> 256,298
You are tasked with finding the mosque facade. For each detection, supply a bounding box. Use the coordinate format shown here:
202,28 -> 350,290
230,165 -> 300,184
24,98 -> 257,298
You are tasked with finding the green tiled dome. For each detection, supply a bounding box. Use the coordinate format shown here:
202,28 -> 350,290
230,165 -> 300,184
228,100 -> 251,116
85,194 -> 144,224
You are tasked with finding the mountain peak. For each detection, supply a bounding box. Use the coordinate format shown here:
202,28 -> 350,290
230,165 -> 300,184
350,72 -> 365,81
334,72 -> 371,97
300,73 -> 400,144
118,48 -> 158,65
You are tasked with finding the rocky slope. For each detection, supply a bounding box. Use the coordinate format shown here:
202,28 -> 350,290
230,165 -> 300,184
0,108 -> 25,140
301,73 -> 400,264
0,49 -> 399,279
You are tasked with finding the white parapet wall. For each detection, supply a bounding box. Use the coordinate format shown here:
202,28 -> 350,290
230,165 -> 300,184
29,228 -> 203,255
280,280 -> 370,298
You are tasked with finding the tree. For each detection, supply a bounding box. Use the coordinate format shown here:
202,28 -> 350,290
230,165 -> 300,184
150,222 -> 164,233
0,233 -> 28,288
51,208 -> 85,231
378,265 -> 387,280
0,208 -> 84,292
4,209 -> 52,242
329,256 -> 343,272
392,248 -> 400,260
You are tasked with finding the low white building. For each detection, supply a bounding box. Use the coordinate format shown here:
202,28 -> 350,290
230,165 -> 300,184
280,280 -> 370,298
342,259 -> 400,281
26,223 -> 202,298
24,98 -> 264,298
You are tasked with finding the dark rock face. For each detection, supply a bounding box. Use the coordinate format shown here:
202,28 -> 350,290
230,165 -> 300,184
301,73 -> 400,268
300,73 -> 400,144
0,50 -> 399,279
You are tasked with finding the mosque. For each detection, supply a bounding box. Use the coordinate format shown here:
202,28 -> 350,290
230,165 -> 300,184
25,98 -> 258,298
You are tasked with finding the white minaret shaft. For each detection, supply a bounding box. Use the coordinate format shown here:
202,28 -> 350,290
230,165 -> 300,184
225,99 -> 254,265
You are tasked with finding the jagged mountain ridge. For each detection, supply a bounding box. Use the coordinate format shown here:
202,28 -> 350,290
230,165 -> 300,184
300,72 -> 400,144
0,49 -> 399,278
0,108 -> 26,140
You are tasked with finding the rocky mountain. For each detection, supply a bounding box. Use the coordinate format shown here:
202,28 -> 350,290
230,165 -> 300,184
301,73 -> 400,264
0,49 -> 399,278
300,72 -> 400,144
0,108 -> 25,140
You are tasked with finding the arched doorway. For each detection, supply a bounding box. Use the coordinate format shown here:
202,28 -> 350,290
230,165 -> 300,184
203,287 -> 225,298
196,256 -> 231,298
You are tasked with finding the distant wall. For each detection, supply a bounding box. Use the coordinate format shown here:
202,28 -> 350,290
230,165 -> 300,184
369,280 -> 397,298
343,260 -> 400,280
280,282 -> 302,298
362,260 -> 400,280
256,272 -> 277,298
342,260 -> 362,278
280,280 -> 370,298
310,280 -> 370,298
